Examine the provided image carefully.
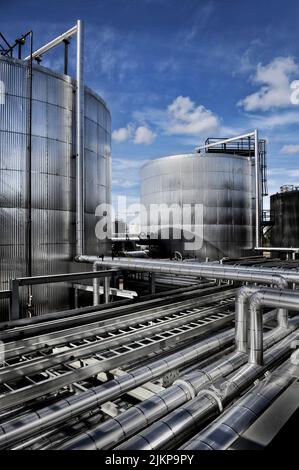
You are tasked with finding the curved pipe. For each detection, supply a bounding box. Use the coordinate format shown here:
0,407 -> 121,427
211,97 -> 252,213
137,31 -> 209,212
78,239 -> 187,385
248,288 -> 299,365
235,280 -> 288,354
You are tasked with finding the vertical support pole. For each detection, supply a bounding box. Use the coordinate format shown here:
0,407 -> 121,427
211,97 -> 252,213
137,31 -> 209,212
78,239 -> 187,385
103,276 -> 110,304
63,39 -> 69,75
10,280 -> 20,321
93,262 -> 100,306
254,129 -> 261,249
76,19 -> 85,256
74,287 -> 78,309
25,32 -> 34,315
149,272 -> 156,295
18,41 -> 22,59
26,32 -> 33,279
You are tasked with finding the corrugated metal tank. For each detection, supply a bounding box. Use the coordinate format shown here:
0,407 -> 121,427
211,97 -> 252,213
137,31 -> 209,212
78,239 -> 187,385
140,153 -> 255,260
0,56 -> 111,318
270,188 -> 299,248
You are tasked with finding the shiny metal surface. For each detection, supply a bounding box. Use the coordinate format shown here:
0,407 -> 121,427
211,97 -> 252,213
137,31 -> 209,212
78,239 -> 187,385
270,189 -> 299,249
79,255 -> 299,284
0,55 -> 111,318
61,310 -> 277,450
76,19 -> 85,256
140,153 -> 255,260
181,356 -> 296,450
118,322 -> 299,450
0,323 -> 235,449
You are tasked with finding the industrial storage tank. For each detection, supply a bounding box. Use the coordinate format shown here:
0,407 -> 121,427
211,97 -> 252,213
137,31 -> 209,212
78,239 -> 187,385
140,153 -> 255,260
0,55 -> 111,318
270,185 -> 299,249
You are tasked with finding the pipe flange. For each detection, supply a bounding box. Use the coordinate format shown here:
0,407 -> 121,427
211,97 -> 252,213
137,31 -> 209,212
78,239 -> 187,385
196,389 -> 223,413
173,379 -> 196,399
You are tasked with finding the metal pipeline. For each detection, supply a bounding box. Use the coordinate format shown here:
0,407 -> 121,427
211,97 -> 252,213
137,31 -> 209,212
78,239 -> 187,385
58,310 -> 284,450
76,256 -> 299,285
0,327 -> 235,449
235,283 -> 289,355
247,288 -> 299,365
116,323 -> 299,450
78,257 -> 296,322
75,19 -> 85,256
181,355 -> 297,450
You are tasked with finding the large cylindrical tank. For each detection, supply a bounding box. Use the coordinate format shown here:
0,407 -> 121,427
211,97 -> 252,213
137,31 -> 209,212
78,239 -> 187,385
270,187 -> 299,248
140,153 -> 255,260
0,56 -> 111,318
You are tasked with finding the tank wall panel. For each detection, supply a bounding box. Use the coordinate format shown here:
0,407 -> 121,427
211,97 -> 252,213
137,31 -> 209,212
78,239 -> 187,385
270,191 -> 299,248
140,153 -> 255,260
0,57 -> 111,319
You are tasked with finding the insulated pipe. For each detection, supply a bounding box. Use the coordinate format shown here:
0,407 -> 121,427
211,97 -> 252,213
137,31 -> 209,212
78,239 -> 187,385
248,288 -> 299,365
76,256 -> 299,285
76,19 -> 85,256
58,310 -> 284,450
117,326 -> 299,451
254,129 -> 261,249
235,283 -> 289,354
79,257 -> 293,326
0,328 -> 235,449
181,356 -> 297,450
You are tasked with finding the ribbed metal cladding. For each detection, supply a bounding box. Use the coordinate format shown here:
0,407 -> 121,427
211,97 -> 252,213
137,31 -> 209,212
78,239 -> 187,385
270,189 -> 299,248
0,56 -> 111,319
140,153 -> 255,260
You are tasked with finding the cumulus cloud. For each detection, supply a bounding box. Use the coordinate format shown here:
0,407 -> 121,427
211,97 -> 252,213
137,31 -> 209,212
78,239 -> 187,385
281,144 -> 299,155
238,57 -> 299,111
133,126 -> 156,145
112,124 -> 133,143
114,96 -> 219,146
249,110 -> 299,129
112,124 -> 156,145
166,96 -> 219,136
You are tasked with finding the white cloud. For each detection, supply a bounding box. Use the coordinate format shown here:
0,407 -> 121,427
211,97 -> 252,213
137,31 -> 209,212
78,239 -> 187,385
249,110 -> 299,129
134,126 -> 156,145
281,144 -> 299,155
112,125 -> 133,143
268,168 -> 299,178
238,57 -> 299,111
115,96 -> 219,147
112,178 -> 138,189
166,96 -> 219,136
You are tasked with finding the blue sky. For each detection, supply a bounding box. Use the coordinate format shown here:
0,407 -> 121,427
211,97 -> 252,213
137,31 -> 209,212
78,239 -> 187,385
2,0 -> 299,211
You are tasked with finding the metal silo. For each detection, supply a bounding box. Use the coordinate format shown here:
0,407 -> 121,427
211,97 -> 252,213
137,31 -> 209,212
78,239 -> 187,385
270,186 -> 299,249
0,55 -> 111,317
140,153 -> 255,260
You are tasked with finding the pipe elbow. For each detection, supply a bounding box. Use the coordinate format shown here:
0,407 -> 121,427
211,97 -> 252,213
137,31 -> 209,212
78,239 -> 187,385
249,291 -> 264,310
237,285 -> 258,301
